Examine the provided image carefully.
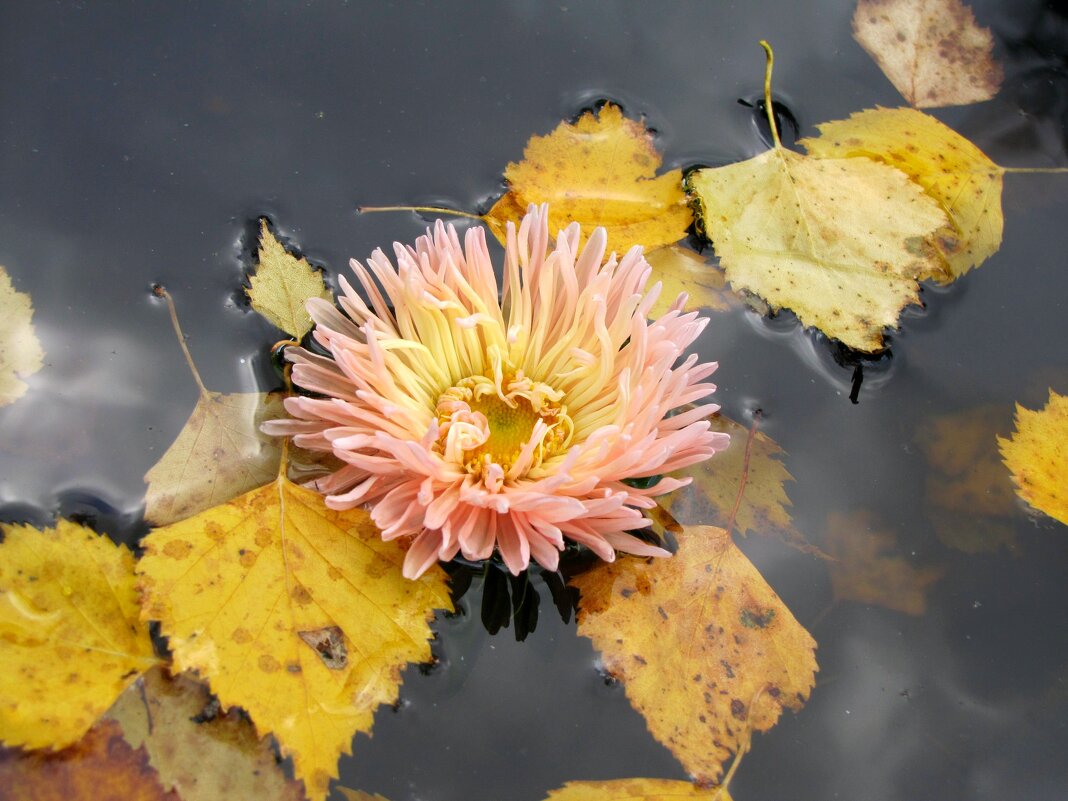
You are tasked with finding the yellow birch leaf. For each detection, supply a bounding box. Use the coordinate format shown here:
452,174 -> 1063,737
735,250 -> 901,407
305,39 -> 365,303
144,391 -> 284,526
801,107 -> 1003,280
106,667 -> 305,801
0,521 -> 159,750
853,0 -> 1002,108
247,220 -> 333,340
998,390 -> 1068,526
570,525 -> 817,785
484,103 -> 692,254
544,778 -> 731,800
689,45 -> 947,352
0,265 -> 44,408
137,475 -> 453,801
825,510 -> 943,615
644,245 -> 736,318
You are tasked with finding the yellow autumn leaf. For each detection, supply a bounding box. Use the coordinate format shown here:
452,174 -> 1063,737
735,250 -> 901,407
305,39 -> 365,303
825,510 -> 943,615
853,0 -> 1002,108
247,220 -> 333,340
801,107 -> 1002,280
0,265 -> 44,408
106,667 -> 305,801
338,791 -> 391,801
998,390 -> 1068,526
570,525 -> 817,785
688,44 -> 947,352
0,521 -> 159,750
137,472 -> 453,801
484,103 -> 692,254
644,245 -> 736,318
544,778 -> 731,800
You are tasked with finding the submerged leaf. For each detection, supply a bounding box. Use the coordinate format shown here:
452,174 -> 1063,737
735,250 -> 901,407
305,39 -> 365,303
544,778 -> 731,800
570,525 -> 817,785
0,265 -> 44,408
644,245 -> 736,318
485,104 -> 692,254
998,390 -> 1068,526
137,476 -> 453,801
247,220 -> 333,340
0,521 -> 159,750
852,0 -> 1002,108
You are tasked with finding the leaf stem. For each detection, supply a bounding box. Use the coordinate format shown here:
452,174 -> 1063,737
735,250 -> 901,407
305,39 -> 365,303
758,41 -> 782,150
725,409 -> 762,538
1001,166 -> 1068,174
357,204 -> 483,221
153,285 -> 208,396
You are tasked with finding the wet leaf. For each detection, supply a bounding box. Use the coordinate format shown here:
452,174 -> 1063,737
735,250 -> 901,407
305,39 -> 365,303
688,46 -> 947,352
853,0 -> 1002,108
144,391 -> 285,526
543,778 -> 731,800
0,719 -> 178,801
484,103 -> 692,254
247,220 -> 333,340
801,107 -> 1003,280
918,405 -> 1018,554
0,521 -> 159,750
570,525 -> 817,785
644,246 -> 736,319
137,475 -> 453,801
998,390 -> 1068,526
825,510 -> 943,615
106,667 -> 305,801
337,791 -> 391,801
0,265 -> 44,408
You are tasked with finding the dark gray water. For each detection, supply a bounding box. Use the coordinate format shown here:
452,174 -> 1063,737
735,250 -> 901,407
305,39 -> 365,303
2,2 -> 1067,800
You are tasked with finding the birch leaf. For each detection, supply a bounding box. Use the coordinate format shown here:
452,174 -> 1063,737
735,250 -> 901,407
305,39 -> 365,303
247,220 -> 333,340
570,525 -> 817,785
0,265 -> 44,408
644,246 -> 736,318
484,103 -> 692,254
998,390 -> 1068,526
137,475 -> 453,801
853,0 -> 1002,108
801,107 -> 1003,280
544,779 -> 731,800
0,521 -> 159,750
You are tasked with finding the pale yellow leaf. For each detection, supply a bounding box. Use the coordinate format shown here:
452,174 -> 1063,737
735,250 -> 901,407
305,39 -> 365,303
644,245 -> 735,318
570,525 -> 817,784
137,476 -> 453,801
998,390 -> 1068,526
853,0 -> 1002,108
248,220 -> 333,340
0,521 -> 159,750
0,265 -> 44,408
544,778 -> 731,800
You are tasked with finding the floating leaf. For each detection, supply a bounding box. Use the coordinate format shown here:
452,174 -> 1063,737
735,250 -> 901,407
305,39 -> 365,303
825,510 -> 943,615
544,778 -> 731,800
998,390 -> 1068,526
338,791 -> 391,801
0,720 -> 178,801
644,246 -> 736,318
137,473 -> 453,801
0,521 -> 159,750
801,107 -> 1002,280
484,103 -> 692,254
570,525 -> 817,785
247,220 -> 333,340
106,667 -> 305,801
852,0 -> 1002,108
0,265 -> 44,408
688,44 -> 947,351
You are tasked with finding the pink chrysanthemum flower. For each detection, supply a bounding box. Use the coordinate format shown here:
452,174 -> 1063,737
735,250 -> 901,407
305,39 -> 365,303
264,205 -> 729,579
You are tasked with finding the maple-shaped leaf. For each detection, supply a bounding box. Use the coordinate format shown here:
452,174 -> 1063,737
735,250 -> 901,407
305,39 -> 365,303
801,107 -> 1003,281
998,390 -> 1068,526
0,521 -> 159,750
0,719 -> 178,801
483,103 -> 692,255
0,265 -> 44,408
688,44 -> 947,352
137,473 -> 453,801
106,667 -> 305,801
543,778 -> 731,800
247,220 -> 333,340
853,0 -> 1002,108
825,510 -> 943,615
570,525 -> 817,785
643,245 -> 737,318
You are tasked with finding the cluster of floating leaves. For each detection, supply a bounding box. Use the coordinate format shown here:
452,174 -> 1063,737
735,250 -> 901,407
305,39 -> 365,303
1,1 -> 1067,800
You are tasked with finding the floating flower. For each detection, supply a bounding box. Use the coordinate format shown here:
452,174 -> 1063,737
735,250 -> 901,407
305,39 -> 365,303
264,205 -> 728,578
